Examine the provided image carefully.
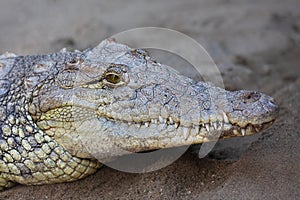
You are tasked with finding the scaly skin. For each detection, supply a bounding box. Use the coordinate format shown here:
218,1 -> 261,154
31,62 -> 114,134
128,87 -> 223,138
0,39 -> 279,190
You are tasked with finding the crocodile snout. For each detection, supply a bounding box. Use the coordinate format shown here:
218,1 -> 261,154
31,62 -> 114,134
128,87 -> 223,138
225,90 -> 279,127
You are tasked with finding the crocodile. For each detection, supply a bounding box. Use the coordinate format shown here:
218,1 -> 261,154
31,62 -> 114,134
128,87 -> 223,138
0,38 -> 279,190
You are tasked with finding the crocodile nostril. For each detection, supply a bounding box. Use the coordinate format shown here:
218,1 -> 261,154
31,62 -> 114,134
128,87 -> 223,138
269,98 -> 275,104
268,98 -> 278,108
242,92 -> 261,104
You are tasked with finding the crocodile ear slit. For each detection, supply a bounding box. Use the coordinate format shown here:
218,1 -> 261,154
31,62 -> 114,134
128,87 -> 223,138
66,58 -> 83,69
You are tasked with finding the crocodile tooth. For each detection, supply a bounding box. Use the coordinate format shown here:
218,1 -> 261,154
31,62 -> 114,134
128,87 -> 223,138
159,116 -> 164,123
205,124 -> 210,132
210,123 -> 215,131
233,129 -> 239,135
169,117 -> 174,124
174,122 -> 179,128
217,122 -> 223,130
222,112 -> 229,123
213,122 -> 217,130
182,127 -> 190,140
151,119 -> 156,124
144,122 -> 149,127
241,129 -> 246,136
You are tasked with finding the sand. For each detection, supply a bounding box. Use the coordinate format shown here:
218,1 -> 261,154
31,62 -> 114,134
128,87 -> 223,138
0,0 -> 299,199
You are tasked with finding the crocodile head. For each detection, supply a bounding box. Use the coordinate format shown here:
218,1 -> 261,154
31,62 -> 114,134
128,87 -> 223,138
29,39 -> 279,160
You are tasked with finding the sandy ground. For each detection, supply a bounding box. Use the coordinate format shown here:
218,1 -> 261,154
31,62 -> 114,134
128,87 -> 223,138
0,0 -> 300,199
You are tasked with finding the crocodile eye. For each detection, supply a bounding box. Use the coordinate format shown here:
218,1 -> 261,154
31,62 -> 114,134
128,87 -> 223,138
103,64 -> 128,87
105,72 -> 121,84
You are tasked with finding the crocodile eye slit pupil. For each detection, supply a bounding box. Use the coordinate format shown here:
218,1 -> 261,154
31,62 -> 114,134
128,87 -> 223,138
105,73 -> 121,84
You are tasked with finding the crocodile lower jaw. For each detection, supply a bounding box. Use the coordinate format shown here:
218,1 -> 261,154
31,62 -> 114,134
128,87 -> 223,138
219,120 -> 275,138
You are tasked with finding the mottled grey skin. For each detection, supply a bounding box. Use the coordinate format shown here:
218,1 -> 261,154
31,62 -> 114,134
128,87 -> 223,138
0,39 -> 278,190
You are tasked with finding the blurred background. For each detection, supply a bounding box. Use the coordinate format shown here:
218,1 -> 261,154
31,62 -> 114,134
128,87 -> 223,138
0,0 -> 299,199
